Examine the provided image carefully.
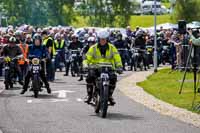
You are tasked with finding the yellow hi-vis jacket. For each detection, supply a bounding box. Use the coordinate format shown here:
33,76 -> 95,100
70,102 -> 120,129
43,36 -> 56,56
83,43 -> 122,69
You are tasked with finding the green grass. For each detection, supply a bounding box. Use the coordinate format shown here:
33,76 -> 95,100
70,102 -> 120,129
137,69 -> 200,113
130,15 -> 172,29
72,15 -> 172,29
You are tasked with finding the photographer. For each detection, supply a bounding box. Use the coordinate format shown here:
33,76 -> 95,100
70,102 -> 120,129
189,29 -> 200,46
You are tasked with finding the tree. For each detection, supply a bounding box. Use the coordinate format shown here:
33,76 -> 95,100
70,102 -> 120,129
173,0 -> 200,22
47,0 -> 75,26
1,0 -> 76,26
86,0 -> 136,27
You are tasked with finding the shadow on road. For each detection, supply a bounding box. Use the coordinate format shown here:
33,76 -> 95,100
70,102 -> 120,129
25,94 -> 58,99
51,81 -> 67,84
90,113 -> 143,121
0,93 -> 18,98
107,113 -> 143,121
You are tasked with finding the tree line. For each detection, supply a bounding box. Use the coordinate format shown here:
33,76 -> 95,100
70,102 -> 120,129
0,0 -> 200,27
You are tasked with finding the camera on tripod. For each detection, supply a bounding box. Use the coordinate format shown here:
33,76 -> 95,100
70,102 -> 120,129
178,20 -> 187,34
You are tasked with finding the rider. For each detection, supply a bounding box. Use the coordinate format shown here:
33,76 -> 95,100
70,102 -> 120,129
54,33 -> 66,71
2,36 -> 24,86
20,34 -> 51,94
65,34 -> 83,76
78,36 -> 96,81
114,33 -> 129,71
135,30 -> 148,71
83,29 -> 123,105
42,30 -> 55,81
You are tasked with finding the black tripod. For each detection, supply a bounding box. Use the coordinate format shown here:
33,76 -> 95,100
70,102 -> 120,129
179,44 -> 200,111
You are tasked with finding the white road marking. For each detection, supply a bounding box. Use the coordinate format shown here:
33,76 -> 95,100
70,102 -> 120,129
0,88 -> 5,94
26,90 -> 76,104
27,100 -> 33,103
27,98 -> 69,104
52,90 -> 75,98
76,98 -> 83,102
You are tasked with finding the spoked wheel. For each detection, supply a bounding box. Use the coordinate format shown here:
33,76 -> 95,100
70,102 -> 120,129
100,85 -> 109,118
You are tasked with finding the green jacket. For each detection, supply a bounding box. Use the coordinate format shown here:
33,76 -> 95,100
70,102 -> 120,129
191,35 -> 200,46
83,43 -> 122,69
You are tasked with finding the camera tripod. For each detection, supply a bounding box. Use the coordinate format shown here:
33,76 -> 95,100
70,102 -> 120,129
179,44 -> 200,111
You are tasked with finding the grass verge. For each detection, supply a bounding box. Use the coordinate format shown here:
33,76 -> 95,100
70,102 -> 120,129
137,68 -> 200,113
72,15 -> 172,29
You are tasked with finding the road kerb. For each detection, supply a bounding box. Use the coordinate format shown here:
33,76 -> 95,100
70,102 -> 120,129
118,70 -> 200,128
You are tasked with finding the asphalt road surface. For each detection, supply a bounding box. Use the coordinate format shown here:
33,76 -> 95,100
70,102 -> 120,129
0,72 -> 199,133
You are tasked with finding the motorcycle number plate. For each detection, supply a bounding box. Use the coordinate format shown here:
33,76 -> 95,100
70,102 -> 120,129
32,66 -> 40,72
100,73 -> 109,79
135,53 -> 139,56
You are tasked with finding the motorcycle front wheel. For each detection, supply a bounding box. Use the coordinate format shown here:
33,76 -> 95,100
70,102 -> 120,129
100,85 -> 109,118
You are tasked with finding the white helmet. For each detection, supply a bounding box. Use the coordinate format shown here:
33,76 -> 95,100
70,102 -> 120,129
87,36 -> 96,42
84,33 -> 89,39
97,29 -> 110,39
54,33 -> 61,39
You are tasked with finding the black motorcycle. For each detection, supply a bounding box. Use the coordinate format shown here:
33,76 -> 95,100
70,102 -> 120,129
161,45 -> 170,65
69,49 -> 81,77
3,55 -> 22,90
130,48 -> 147,71
146,45 -> 153,68
87,63 -> 115,118
29,57 -> 46,98
55,49 -> 65,72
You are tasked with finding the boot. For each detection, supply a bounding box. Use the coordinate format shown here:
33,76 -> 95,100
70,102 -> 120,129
109,87 -> 116,105
84,85 -> 93,104
109,96 -> 116,106
45,84 -> 51,94
20,86 -> 28,94
84,95 -> 92,104
78,75 -> 83,81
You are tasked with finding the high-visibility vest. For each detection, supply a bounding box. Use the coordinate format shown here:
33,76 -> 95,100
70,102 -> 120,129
83,43 -> 122,69
43,37 -> 56,56
18,43 -> 29,65
54,40 -> 65,49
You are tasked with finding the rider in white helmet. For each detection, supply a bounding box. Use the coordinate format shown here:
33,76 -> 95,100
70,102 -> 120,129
83,29 -> 123,105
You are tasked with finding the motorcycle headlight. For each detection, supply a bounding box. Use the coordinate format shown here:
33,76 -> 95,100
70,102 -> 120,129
32,58 -> 40,65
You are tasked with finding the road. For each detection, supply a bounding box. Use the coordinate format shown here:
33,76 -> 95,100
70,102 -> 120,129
0,72 -> 199,133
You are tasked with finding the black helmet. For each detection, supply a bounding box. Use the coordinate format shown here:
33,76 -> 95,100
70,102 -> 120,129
116,33 -> 123,40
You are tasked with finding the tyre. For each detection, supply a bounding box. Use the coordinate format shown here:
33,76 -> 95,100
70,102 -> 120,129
10,83 -> 13,88
34,90 -> 38,98
5,84 -> 9,90
4,70 -> 10,90
100,85 -> 109,118
32,76 -> 40,98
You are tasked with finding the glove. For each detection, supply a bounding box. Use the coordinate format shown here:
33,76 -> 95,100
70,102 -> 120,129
4,57 -> 11,62
116,68 -> 123,74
